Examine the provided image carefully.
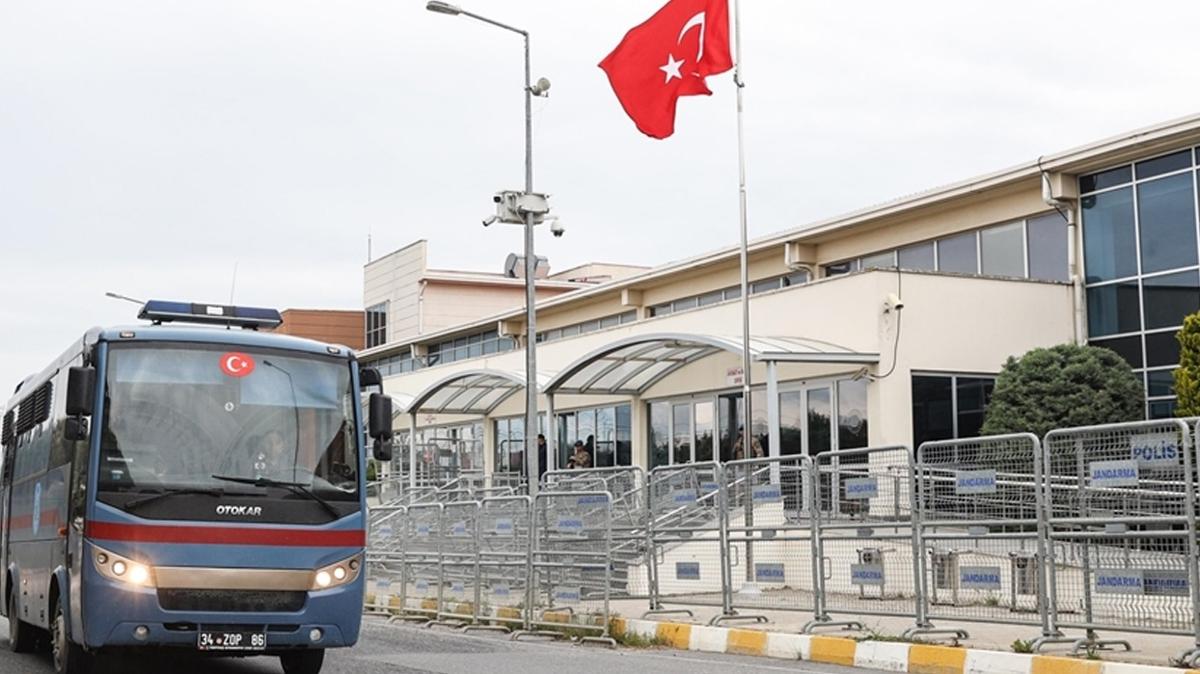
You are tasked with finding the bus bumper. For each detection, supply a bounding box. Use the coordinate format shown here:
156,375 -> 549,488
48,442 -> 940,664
82,577 -> 363,650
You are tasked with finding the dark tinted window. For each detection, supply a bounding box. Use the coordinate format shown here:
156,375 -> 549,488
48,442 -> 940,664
1086,281 -> 1140,336
912,376 -> 953,448
1090,336 -> 1143,369
824,261 -> 856,277
1142,270 -> 1200,330
1027,213 -> 1069,282
1135,150 -> 1191,180
1082,188 -> 1137,283
1145,331 -> 1180,368
1138,173 -> 1198,274
1147,370 -> 1175,397
1148,399 -> 1176,419
955,377 -> 994,439
1079,166 -> 1132,193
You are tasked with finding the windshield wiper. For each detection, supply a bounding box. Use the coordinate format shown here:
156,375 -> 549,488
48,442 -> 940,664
124,487 -> 226,512
210,474 -> 340,519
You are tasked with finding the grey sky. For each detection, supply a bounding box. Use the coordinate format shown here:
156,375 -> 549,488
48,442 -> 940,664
3,1 -> 1200,399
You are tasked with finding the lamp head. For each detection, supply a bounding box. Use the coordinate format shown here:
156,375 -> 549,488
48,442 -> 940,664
426,1 -> 462,15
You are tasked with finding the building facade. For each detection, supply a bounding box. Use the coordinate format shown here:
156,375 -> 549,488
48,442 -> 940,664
360,114 -> 1200,485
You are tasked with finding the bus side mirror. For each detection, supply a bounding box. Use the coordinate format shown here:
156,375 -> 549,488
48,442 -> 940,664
373,438 -> 393,462
66,366 -> 96,417
368,393 -> 393,440
359,367 -> 382,390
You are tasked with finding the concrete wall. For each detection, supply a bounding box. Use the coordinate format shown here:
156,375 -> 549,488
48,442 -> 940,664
421,280 -> 574,336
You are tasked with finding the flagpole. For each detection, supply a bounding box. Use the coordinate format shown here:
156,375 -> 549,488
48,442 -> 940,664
733,0 -> 753,462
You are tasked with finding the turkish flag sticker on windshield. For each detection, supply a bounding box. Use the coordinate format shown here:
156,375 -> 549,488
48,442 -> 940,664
220,352 -> 256,378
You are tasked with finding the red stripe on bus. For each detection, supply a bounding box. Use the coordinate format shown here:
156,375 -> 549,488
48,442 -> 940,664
85,521 -> 364,547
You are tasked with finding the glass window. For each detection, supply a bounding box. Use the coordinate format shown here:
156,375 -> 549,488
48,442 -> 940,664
649,402 -> 670,469
1138,173 -> 1198,274
619,310 -> 637,324
1027,213 -> 1069,282
955,377 -> 994,439
837,379 -> 868,450
579,320 -> 600,334
594,406 -> 616,467
784,270 -> 810,286
1143,270 -> 1200,330
980,222 -> 1025,277
750,278 -> 780,294
779,391 -> 803,456
1086,281 -> 1141,337
600,315 -> 620,329
672,403 -> 691,464
1135,150 -> 1191,180
823,261 -> 857,277
673,296 -> 699,312
807,388 -> 832,456
897,242 -> 935,271
1090,335 -> 1143,369
1082,188 -> 1137,283
694,401 -> 714,462
365,302 -> 388,349
1149,399 -> 1177,419
861,251 -> 896,270
912,375 -> 953,448
937,232 -> 978,274
650,304 -> 671,317
1145,331 -> 1180,368
615,404 -> 632,466
1080,166 -> 1131,194
1147,369 -> 1175,397
723,286 -> 741,300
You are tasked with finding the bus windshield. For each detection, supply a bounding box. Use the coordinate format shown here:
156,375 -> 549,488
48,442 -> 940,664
98,343 -> 359,504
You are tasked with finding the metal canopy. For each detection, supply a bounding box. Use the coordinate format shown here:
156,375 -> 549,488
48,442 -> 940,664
544,332 -> 877,396
403,369 -> 548,415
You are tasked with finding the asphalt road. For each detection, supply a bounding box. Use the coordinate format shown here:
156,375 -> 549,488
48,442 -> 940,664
0,616 -> 875,674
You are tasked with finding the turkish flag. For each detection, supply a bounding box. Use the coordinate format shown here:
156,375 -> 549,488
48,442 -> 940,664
599,0 -> 732,139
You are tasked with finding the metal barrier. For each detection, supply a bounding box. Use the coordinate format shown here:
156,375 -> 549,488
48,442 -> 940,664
476,496 -> 533,632
917,434 -> 1048,641
809,445 -> 953,637
390,503 -> 444,624
644,462 -> 730,621
544,467 -> 652,602
518,490 -> 615,645
431,501 -> 481,628
1043,419 -> 1200,659
365,505 -> 405,615
721,455 -> 813,623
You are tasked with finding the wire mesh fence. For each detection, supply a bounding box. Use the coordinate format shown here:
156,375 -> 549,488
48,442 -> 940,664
917,433 -> 1051,639
362,422 -> 1200,660
721,455 -> 815,623
1042,419 -> 1199,657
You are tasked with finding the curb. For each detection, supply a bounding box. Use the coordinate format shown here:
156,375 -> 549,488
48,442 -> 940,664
609,618 -> 1200,674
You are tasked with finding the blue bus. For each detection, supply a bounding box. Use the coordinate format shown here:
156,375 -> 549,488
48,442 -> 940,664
0,301 -> 394,674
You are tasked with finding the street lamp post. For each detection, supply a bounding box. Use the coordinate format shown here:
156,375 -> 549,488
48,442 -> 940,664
426,1 -> 547,495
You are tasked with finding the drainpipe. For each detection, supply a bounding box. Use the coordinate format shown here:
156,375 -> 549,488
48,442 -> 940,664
1042,171 -> 1084,345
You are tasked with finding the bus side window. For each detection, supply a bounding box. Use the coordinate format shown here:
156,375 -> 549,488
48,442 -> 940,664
49,368 -> 73,470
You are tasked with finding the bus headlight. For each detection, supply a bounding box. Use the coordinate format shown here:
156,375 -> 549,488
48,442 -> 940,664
311,555 -> 361,591
93,546 -> 156,588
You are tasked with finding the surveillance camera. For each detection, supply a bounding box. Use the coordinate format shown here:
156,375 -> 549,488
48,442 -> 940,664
492,194 -> 502,204
530,77 -> 551,97
884,292 -> 904,312
482,215 -> 497,227
550,219 -> 565,238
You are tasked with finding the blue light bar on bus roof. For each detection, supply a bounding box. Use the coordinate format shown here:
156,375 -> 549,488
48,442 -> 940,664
137,300 -> 283,329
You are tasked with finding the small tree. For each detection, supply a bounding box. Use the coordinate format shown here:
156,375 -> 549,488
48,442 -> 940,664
1174,313 -> 1200,416
980,343 -> 1144,438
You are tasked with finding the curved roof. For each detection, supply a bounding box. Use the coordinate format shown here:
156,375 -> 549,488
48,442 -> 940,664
403,368 -> 550,415
545,332 -> 877,396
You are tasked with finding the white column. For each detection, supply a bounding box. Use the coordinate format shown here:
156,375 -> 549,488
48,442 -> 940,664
409,412 -> 419,490
544,392 -> 556,481
767,360 -> 781,458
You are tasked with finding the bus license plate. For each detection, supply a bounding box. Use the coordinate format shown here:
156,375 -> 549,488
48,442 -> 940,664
197,630 -> 266,651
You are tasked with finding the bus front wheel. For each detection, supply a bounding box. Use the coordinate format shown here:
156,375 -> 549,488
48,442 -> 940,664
280,648 -> 325,674
51,598 -> 92,674
7,592 -> 37,653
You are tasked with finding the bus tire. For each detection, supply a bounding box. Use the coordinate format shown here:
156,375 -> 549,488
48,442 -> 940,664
51,597 -> 91,674
280,648 -> 325,674
7,591 -> 37,654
